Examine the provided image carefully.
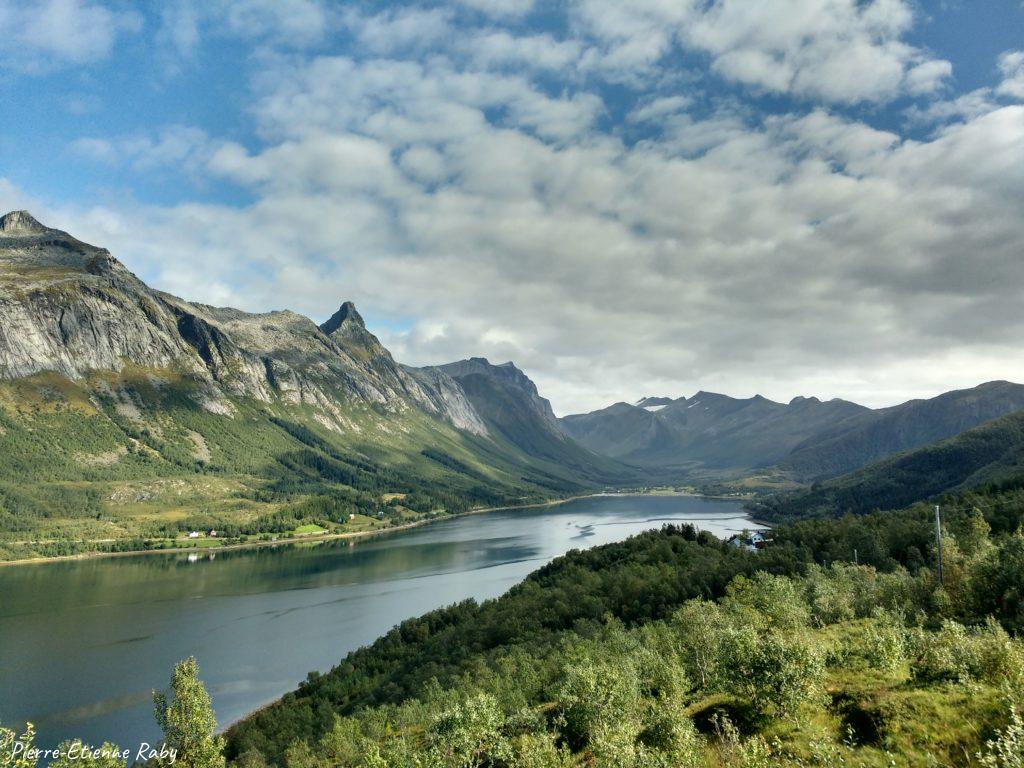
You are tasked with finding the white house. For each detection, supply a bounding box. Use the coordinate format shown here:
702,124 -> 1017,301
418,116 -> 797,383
728,530 -> 769,552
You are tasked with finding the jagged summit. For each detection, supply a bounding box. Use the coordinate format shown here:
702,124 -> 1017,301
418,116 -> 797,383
0,210 -> 48,235
320,301 -> 365,335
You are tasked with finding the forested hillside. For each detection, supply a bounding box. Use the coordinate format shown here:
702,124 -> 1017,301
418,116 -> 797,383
8,462 -> 1024,767
756,411 -> 1024,521
217,478 -> 1024,767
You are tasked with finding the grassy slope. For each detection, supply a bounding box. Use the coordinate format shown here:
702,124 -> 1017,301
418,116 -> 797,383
0,367 -> 623,560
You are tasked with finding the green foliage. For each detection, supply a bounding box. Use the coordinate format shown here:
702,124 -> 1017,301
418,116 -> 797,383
803,563 -> 877,626
758,412 -> 1024,521
426,693 -> 512,768
723,572 -> 811,630
711,714 -> 773,768
978,701 -> 1024,768
153,657 -> 226,768
717,625 -> 826,720
861,610 -> 908,673
910,618 -> 1024,685
971,533 -> 1024,632
0,722 -> 35,768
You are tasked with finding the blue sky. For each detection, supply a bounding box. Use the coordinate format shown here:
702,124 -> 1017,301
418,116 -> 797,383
2,0 -> 1024,413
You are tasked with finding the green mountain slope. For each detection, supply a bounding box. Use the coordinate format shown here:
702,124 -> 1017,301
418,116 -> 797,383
778,380 -> 1024,480
757,410 -> 1024,521
0,212 -> 635,559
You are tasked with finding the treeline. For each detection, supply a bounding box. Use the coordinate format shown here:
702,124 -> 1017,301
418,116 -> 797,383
220,474 -> 1024,767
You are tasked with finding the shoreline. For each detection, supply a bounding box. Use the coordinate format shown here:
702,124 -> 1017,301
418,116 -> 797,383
0,493 -> 604,568
0,490 -> 753,568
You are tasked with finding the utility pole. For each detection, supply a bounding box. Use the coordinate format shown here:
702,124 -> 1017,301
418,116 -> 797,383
935,504 -> 943,586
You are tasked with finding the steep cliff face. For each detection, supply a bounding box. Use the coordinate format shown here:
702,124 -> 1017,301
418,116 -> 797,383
0,212 -> 640,559
428,357 -> 632,482
438,358 -> 560,430
0,211 -> 205,381
0,211 -> 485,433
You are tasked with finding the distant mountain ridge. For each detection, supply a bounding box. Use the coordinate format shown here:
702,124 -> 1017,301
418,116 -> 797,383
560,390 -> 869,473
561,381 -> 1024,481
3,208 -> 1022,551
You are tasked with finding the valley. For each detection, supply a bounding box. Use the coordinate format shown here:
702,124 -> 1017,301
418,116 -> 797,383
5,5 -> 1024,765
5,213 -> 1024,767
5,212 -> 1024,565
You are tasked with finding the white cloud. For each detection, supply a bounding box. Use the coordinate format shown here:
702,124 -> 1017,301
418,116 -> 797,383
219,0 -> 329,46
998,50 -> 1024,100
573,0 -> 951,104
905,50 -> 1024,127
904,58 -> 953,95
905,87 -> 1000,126
49,47 -> 1024,414
156,1 -> 201,62
70,126 -> 215,175
0,0 -> 140,72
453,0 -> 535,19
347,7 -> 453,55
252,56 -> 603,144
629,95 -> 694,123
462,31 -> 584,73
14,3 -> 1024,415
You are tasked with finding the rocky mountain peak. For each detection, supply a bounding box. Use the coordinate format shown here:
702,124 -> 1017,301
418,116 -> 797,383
0,210 -> 48,235
789,395 -> 821,406
320,301 -> 365,336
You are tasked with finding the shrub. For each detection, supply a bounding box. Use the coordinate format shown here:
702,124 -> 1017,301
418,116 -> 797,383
804,563 -> 877,626
978,702 -> 1024,768
723,573 -> 810,631
910,619 -> 1024,684
717,626 -> 825,719
425,693 -> 512,768
862,610 -> 908,673
672,599 -> 728,690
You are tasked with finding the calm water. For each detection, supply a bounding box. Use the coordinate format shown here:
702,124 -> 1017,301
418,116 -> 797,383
0,494 -> 759,752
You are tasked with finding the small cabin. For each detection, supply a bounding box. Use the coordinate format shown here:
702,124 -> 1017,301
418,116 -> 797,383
187,531 -> 200,539
728,530 -> 770,552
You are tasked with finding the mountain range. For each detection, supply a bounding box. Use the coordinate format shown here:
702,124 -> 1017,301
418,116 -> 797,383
0,211 -> 631,558
560,381 -> 1024,482
2,209 -> 1024,559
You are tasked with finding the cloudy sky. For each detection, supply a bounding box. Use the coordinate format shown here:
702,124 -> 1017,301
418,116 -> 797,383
2,0 -> 1023,415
